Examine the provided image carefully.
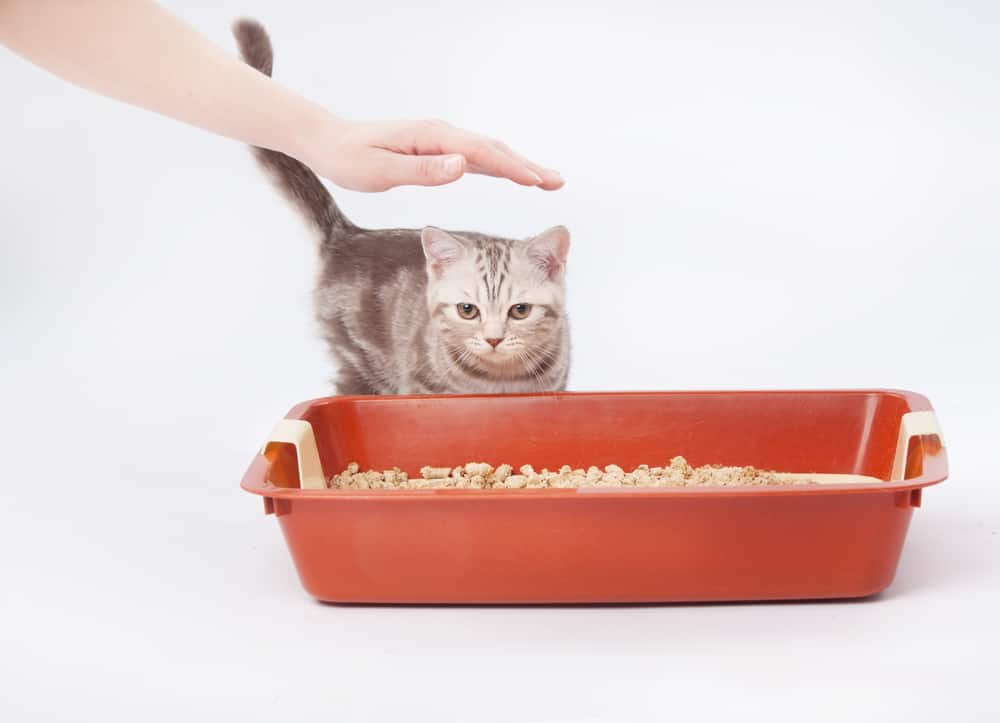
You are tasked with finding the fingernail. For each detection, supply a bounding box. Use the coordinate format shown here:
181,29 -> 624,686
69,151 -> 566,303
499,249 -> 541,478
529,170 -> 543,184
443,155 -> 464,177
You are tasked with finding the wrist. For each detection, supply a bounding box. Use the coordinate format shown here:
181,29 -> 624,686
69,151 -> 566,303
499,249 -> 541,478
282,103 -> 349,164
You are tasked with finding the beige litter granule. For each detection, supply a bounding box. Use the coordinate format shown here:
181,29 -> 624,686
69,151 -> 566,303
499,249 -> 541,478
327,457 -> 816,489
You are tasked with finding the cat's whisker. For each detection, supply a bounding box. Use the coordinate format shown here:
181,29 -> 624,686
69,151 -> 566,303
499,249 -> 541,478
513,346 -> 550,390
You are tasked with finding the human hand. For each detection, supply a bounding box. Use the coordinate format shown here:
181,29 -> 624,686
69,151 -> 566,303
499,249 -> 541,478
292,115 -> 565,193
0,1 -> 564,195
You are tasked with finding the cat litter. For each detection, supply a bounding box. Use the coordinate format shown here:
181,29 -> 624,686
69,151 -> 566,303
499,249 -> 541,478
327,458 -> 817,490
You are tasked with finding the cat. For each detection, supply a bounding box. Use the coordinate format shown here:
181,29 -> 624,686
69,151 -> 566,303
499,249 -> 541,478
233,20 -> 571,395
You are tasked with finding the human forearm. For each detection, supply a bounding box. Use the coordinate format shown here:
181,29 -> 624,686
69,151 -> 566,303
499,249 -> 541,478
0,1 -> 563,191
0,0 -> 331,156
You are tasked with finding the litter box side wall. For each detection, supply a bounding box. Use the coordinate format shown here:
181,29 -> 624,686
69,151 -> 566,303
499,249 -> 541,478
273,490 -> 918,603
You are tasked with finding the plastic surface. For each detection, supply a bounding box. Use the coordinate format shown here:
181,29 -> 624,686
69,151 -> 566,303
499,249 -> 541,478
262,419 -> 326,490
241,390 -> 947,603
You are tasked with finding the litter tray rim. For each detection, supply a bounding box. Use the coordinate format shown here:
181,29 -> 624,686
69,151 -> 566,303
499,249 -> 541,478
241,388 -> 948,501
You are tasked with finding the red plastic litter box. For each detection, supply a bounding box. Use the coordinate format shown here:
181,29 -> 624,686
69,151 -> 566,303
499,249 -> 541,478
241,389 -> 947,603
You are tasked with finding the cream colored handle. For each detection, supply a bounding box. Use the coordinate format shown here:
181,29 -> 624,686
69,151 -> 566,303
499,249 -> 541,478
891,411 -> 945,481
262,419 -> 327,490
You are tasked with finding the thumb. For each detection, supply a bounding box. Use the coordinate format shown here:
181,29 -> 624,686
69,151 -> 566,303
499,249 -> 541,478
382,153 -> 466,188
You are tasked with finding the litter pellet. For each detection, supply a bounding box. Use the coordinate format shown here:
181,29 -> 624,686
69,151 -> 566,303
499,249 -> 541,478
505,475 -> 527,489
465,462 -> 493,477
420,466 -> 452,480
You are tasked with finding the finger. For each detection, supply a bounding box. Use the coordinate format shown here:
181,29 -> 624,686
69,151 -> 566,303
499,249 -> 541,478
403,122 -> 561,189
415,126 -> 542,186
498,144 -> 564,191
463,138 -> 544,186
376,151 -> 466,189
464,156 -> 562,189
469,136 -> 564,189
533,169 -> 565,191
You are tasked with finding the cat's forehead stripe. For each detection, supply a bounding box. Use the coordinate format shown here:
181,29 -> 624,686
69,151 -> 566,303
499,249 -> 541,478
472,241 -> 510,302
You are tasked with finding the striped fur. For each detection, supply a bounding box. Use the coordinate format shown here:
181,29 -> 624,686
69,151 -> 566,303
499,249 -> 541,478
233,20 -> 571,394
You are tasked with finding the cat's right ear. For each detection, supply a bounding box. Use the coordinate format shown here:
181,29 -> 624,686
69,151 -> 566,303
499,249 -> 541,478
421,227 -> 467,277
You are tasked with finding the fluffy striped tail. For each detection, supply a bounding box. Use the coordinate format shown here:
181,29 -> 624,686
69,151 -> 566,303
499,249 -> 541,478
232,19 -> 350,234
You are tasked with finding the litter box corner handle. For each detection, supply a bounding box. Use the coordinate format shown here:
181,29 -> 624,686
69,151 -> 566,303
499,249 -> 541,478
891,410 -> 945,482
261,419 -> 327,490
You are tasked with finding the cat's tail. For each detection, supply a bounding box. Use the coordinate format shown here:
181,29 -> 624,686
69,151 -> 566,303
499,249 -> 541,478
232,19 -> 351,235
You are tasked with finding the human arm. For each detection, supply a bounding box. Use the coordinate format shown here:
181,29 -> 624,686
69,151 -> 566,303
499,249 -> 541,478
0,0 -> 564,191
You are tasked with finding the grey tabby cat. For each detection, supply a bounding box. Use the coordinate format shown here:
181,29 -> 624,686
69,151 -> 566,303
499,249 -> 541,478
233,20 -> 571,394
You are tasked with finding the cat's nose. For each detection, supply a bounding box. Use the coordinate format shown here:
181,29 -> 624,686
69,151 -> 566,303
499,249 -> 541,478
485,337 -> 503,348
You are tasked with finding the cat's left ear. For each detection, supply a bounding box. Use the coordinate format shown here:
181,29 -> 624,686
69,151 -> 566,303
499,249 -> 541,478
525,226 -> 570,280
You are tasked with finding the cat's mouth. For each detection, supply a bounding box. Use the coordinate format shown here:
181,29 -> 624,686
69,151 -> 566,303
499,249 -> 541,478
474,347 -> 512,362
468,341 -> 521,366
451,340 -> 549,380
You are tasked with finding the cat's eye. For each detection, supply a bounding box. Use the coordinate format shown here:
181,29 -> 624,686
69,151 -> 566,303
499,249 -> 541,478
508,303 -> 532,320
456,303 -> 480,320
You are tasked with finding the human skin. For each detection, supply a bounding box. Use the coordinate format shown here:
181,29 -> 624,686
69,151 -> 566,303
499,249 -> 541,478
0,0 -> 565,192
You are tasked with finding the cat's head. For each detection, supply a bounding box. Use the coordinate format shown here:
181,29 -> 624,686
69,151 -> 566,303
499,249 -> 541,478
421,226 -> 570,374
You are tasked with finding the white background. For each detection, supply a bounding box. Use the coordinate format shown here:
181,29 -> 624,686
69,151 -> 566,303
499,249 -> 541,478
2,0 -> 998,720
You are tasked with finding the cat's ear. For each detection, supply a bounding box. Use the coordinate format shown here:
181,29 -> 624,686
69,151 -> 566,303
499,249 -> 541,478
421,227 -> 467,277
525,226 -> 570,280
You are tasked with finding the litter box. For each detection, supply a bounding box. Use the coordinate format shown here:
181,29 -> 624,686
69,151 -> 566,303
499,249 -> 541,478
241,390 -> 947,603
